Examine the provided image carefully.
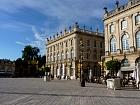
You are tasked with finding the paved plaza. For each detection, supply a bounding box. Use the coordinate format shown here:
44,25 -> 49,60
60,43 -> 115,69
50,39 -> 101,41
0,78 -> 140,105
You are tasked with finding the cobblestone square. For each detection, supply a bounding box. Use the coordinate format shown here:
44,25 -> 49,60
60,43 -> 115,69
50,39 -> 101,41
0,78 -> 140,105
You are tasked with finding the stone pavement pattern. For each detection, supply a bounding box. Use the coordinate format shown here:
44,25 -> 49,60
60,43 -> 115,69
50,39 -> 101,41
0,78 -> 140,105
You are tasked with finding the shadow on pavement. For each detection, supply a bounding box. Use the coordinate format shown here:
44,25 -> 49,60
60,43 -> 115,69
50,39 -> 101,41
0,91 -> 140,99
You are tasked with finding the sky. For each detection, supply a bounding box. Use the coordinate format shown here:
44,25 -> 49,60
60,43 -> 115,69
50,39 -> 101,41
0,0 -> 127,61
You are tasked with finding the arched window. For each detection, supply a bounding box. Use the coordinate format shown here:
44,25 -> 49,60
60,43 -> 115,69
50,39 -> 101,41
135,57 -> 140,64
93,50 -> 97,60
70,49 -> 74,59
135,14 -> 140,25
53,53 -> 55,61
136,31 -> 140,48
121,20 -> 127,30
65,51 -> 69,59
121,59 -> 130,67
110,36 -> 117,52
57,52 -> 59,61
50,53 -> 52,61
122,34 -> 129,50
110,24 -> 115,33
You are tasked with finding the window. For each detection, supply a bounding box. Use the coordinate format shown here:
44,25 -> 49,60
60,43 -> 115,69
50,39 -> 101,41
53,53 -> 55,61
93,50 -> 97,60
47,48 -> 49,53
122,34 -> 129,50
79,38 -> 83,47
57,52 -> 59,61
110,24 -> 115,33
50,54 -> 53,61
62,43 -> 63,48
135,14 -> 140,25
65,41 -> 68,47
121,59 -> 130,67
121,20 -> 127,30
47,54 -> 49,62
136,31 -> 140,48
135,57 -> 140,64
87,40 -> 90,46
110,36 -> 117,52
57,44 -> 59,50
94,41 -> 96,47
100,42 -> 103,48
50,47 -> 52,52
71,40 -> 73,46
53,46 -> 55,51
87,53 -> 90,59
65,51 -> 69,59
70,49 -> 74,59
100,51 -> 103,60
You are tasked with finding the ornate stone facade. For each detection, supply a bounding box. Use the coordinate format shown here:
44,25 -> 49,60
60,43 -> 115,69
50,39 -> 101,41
0,59 -> 15,77
103,0 -> 140,74
46,23 -> 104,79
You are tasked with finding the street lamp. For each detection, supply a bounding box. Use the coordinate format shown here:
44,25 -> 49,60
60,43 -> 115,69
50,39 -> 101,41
79,49 -> 83,81
79,40 -> 85,87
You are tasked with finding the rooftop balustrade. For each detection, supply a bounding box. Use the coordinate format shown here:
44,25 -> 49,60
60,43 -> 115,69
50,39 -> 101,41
104,0 -> 140,19
47,23 -> 103,44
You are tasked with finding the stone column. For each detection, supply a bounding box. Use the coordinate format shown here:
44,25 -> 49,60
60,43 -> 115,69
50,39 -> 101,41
57,64 -> 60,76
74,37 -> 77,59
61,64 -> 65,79
67,66 -> 70,76
72,62 -> 76,79
104,24 -> 109,55
54,65 -> 57,79
115,20 -> 120,50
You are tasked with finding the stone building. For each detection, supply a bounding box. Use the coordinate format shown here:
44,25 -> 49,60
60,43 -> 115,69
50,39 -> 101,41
46,23 -> 104,79
103,0 -> 140,75
0,59 -> 15,77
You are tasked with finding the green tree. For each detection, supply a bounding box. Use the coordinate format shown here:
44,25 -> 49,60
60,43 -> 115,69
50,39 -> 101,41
15,58 -> 23,77
22,45 -> 40,61
22,45 -> 33,61
22,45 -> 40,77
15,45 -> 46,77
44,67 -> 50,72
105,59 -> 121,76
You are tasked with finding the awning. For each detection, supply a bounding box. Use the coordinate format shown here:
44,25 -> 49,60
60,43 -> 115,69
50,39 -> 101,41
121,67 -> 135,72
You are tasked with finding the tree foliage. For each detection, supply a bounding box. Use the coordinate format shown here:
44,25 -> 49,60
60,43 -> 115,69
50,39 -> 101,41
15,45 -> 46,77
22,45 -> 39,61
44,67 -> 50,72
105,59 -> 121,75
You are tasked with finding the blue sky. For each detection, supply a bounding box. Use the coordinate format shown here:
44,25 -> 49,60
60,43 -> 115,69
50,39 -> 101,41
0,0 -> 127,61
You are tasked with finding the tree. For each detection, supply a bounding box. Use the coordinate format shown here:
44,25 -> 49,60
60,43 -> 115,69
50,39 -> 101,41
44,67 -> 50,72
14,45 -> 46,77
21,45 -> 40,77
105,59 -> 121,76
22,45 -> 33,61
32,47 -> 40,60
38,55 -> 46,68
15,58 -> 23,77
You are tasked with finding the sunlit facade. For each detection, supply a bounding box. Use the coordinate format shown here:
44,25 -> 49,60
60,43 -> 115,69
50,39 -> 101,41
103,0 -> 140,75
46,23 -> 104,79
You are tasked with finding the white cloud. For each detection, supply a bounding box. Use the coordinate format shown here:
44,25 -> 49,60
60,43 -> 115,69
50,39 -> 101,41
17,26 -> 46,55
32,26 -> 44,41
0,21 -> 32,32
2,0 -> 128,56
0,0 -> 127,27
16,41 -> 25,46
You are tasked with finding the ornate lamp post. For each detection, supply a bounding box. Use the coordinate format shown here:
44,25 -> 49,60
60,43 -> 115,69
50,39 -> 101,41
79,39 -> 85,87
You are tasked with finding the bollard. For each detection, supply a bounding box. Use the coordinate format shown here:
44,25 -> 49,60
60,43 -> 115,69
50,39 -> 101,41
81,79 -> 85,87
